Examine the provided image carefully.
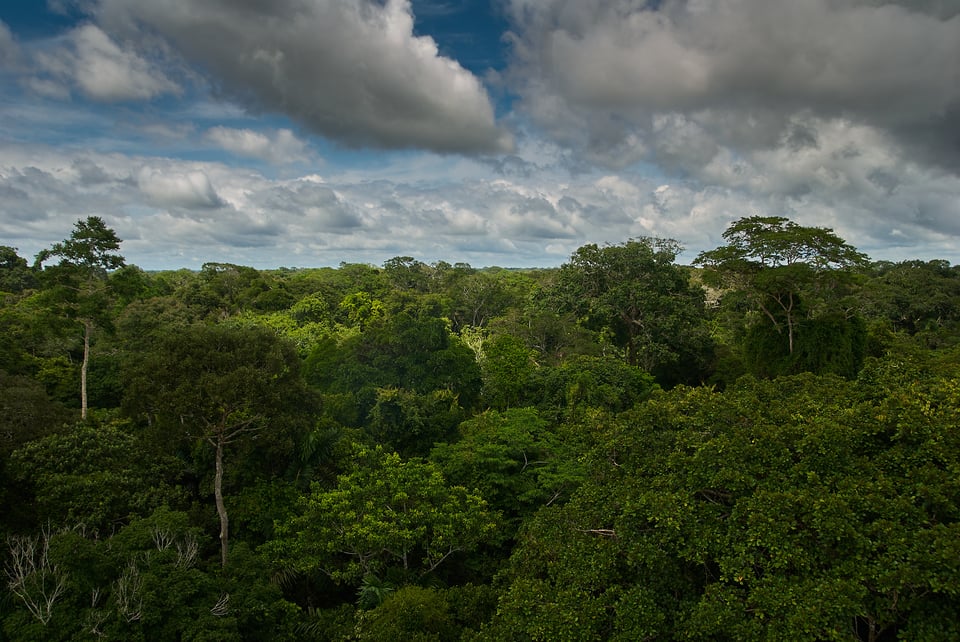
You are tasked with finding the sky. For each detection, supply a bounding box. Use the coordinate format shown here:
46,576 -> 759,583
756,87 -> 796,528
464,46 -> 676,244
0,0 -> 958,271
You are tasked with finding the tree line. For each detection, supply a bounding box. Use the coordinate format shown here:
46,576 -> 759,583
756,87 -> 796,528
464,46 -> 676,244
1,216 -> 958,640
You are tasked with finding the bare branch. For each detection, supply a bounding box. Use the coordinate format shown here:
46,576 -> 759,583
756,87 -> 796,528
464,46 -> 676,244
113,561 -> 143,623
4,528 -> 69,625
576,528 -> 617,539
211,593 -> 230,617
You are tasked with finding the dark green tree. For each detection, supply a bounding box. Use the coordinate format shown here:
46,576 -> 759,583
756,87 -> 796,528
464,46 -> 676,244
486,354 -> 960,640
8,419 -> 185,533
305,307 -> 481,432
859,259 -> 960,345
367,387 -> 466,458
695,216 -> 868,359
430,408 -> 584,538
555,238 -> 714,385
34,217 -> 125,419
0,246 -> 37,294
123,324 -> 311,567
382,256 -> 430,292
479,333 -> 536,409
2,508 -> 300,640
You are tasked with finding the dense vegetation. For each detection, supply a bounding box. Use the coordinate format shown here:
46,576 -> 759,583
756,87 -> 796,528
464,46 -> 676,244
2,216 -> 959,640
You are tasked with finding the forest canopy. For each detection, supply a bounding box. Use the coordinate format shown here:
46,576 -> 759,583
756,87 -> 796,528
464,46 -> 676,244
2,217 -> 959,641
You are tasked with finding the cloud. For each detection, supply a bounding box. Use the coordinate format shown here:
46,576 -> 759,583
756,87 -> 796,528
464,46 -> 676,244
504,0 -> 960,167
137,166 -> 225,209
34,24 -> 180,101
2,142 -> 957,271
205,126 -> 309,164
253,180 -> 364,231
95,0 -> 513,154
0,20 -> 20,68
495,0 -> 960,252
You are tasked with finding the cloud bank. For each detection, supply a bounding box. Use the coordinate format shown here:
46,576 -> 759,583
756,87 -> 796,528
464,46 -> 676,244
94,0 -> 513,154
1,2 -> 959,269
3,141 -> 958,271
505,0 -> 959,164
501,0 -> 960,248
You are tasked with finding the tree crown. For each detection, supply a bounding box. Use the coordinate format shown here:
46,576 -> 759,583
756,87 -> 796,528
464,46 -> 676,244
696,216 -> 869,272
35,216 -> 125,277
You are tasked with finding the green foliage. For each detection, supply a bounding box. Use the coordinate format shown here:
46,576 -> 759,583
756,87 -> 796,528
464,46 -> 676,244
744,313 -> 867,379
34,216 -> 125,276
0,246 -> 37,293
479,334 -> 536,409
33,216 -> 128,418
0,372 -> 71,459
8,420 -> 186,532
267,446 -> 498,586
179,262 -> 289,318
338,290 -> 386,329
696,216 -> 869,371
490,306 -> 598,366
304,307 -> 481,435
696,215 -> 869,272
354,585 -> 457,641
229,480 -> 302,543
487,361 -> 960,640
368,388 -> 466,457
1,509 -> 301,641
534,354 -> 659,415
859,260 -> 960,347
554,238 -> 714,384
442,268 -> 534,332
122,322 -> 314,567
123,323 -> 310,454
382,256 -> 431,293
431,408 -> 583,537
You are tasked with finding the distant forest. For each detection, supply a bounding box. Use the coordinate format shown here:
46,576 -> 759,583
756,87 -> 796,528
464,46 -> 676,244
2,216 -> 959,641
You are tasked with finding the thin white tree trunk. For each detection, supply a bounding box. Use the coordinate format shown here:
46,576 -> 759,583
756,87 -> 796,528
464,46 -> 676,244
81,319 -> 92,420
214,436 -> 229,568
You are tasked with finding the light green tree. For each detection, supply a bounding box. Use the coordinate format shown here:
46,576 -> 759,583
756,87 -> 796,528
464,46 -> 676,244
268,446 -> 497,585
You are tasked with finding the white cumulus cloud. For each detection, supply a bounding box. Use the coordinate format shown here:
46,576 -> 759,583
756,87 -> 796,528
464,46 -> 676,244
34,24 -> 180,101
95,0 -> 513,154
137,166 -> 224,209
205,127 -> 309,164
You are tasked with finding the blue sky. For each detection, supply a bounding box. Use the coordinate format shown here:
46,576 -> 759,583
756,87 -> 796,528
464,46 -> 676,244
1,0 -> 958,270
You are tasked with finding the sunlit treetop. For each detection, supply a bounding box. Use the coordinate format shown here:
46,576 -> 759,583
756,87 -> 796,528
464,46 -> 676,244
697,216 -> 870,272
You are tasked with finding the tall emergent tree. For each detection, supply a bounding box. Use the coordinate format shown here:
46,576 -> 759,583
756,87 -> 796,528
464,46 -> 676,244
695,216 -> 868,363
554,238 -> 713,385
35,217 -> 125,419
124,323 -> 310,567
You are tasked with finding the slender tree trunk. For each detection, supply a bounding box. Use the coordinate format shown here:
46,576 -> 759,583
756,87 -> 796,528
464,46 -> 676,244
787,314 -> 795,355
81,319 -> 92,420
214,436 -> 229,568
785,292 -> 796,355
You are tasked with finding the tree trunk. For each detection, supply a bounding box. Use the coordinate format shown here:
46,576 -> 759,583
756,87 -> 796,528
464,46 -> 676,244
81,319 -> 92,420
214,436 -> 229,568
785,292 -> 796,355
787,314 -> 795,355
